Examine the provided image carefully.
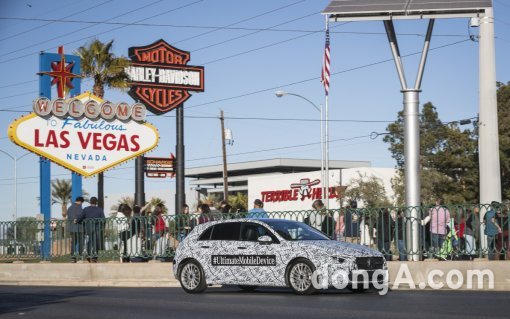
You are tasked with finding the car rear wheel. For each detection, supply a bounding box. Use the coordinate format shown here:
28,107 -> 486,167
179,260 -> 207,294
287,258 -> 317,295
238,285 -> 258,292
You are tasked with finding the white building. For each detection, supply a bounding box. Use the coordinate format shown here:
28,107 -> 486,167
186,158 -> 397,211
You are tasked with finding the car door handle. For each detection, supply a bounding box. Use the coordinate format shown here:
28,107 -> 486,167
237,247 -> 247,250
200,245 -> 210,249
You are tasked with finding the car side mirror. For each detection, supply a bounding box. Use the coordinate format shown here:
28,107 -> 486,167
257,235 -> 272,245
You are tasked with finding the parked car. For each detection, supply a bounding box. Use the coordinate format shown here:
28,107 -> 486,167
173,219 -> 387,294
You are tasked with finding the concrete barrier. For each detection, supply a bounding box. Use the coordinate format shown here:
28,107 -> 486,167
0,262 -> 179,287
0,261 -> 509,290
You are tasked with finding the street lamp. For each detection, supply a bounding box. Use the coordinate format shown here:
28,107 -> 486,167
0,150 -> 31,251
275,90 -> 329,206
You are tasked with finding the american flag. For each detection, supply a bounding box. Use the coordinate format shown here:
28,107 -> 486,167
321,22 -> 330,96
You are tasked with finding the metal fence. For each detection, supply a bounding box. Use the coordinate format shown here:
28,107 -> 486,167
0,204 -> 508,262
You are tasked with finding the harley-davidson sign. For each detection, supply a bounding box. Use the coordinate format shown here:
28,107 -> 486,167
126,39 -> 204,115
8,93 -> 159,177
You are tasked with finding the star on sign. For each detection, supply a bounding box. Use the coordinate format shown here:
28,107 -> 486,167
38,46 -> 82,98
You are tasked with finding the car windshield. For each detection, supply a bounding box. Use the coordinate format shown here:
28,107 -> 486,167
263,220 -> 330,241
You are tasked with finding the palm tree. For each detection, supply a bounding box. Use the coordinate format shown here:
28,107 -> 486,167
147,197 -> 168,214
75,39 -> 131,208
75,39 -> 130,98
115,196 -> 135,211
228,192 -> 248,212
51,179 -> 89,218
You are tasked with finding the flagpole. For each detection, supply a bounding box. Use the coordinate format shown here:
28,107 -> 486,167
321,103 -> 325,203
324,15 -> 330,212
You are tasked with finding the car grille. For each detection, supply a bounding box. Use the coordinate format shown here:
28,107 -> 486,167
355,257 -> 385,270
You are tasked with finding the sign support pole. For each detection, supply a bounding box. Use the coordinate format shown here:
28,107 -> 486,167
38,53 -> 52,260
176,106 -> 185,215
71,173 -> 82,202
383,19 -> 434,261
135,156 -> 145,206
38,48 -> 82,259
478,7 -> 500,252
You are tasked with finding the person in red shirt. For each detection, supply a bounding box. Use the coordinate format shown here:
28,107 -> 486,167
152,203 -> 168,257
456,213 -> 466,251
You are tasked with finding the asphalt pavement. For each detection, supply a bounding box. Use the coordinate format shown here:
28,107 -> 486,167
0,286 -> 508,319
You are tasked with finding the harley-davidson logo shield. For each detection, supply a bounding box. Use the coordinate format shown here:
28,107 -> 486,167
126,39 -> 204,115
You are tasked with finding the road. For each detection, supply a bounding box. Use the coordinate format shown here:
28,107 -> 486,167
0,286 -> 508,319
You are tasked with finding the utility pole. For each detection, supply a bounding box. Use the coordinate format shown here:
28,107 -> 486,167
220,110 -> 228,201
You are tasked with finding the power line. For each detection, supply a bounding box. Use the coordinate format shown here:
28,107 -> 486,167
493,17 -> 510,27
495,0 -> 510,8
0,0 -> 165,59
185,38 -> 472,110
0,0 -> 114,43
496,36 -> 510,44
0,39 -> 470,110
0,80 -> 38,90
0,0 -> 204,65
0,91 -> 38,100
171,0 -> 307,45
0,17 -> 470,38
188,134 -> 371,162
154,114 -> 394,123
0,107 -> 394,122
0,134 -> 373,183
192,12 -> 319,53
0,1 -> 305,88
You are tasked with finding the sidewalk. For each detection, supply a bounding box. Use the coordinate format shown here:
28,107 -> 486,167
0,260 -> 509,290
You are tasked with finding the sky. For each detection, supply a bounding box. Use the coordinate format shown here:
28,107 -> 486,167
0,0 -> 509,220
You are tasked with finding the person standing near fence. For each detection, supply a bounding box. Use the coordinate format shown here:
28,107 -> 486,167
152,203 -> 168,257
396,210 -> 407,261
422,198 -> 450,256
306,200 -> 335,238
67,196 -> 84,263
376,208 -> 394,261
177,204 -> 194,243
464,207 -> 480,256
220,201 -> 232,217
116,205 -> 131,262
485,201 -> 502,260
335,210 -> 345,242
247,199 -> 268,218
127,205 -> 146,261
76,197 -> 105,263
343,200 -> 360,244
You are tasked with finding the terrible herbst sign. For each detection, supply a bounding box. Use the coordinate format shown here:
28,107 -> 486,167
126,39 -> 204,115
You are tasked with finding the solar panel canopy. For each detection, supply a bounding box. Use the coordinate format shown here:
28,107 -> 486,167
323,0 -> 492,21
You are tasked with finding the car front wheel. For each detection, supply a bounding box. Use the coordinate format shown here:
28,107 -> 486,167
179,260 -> 207,294
287,258 -> 317,295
